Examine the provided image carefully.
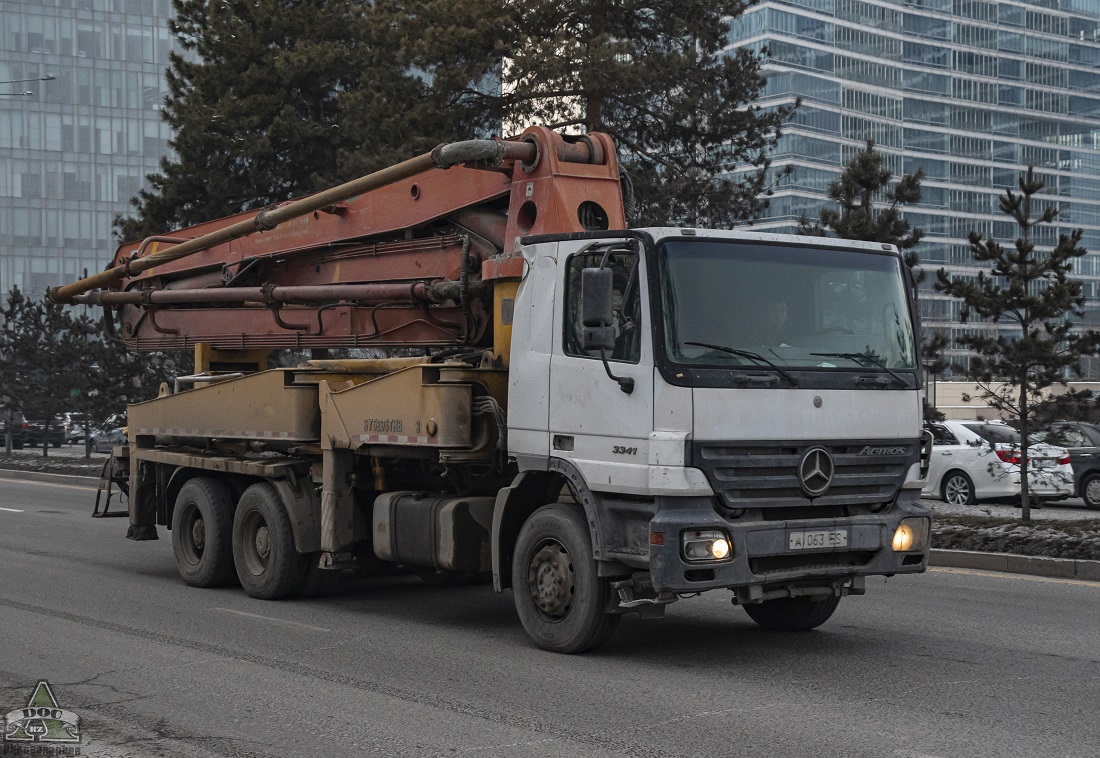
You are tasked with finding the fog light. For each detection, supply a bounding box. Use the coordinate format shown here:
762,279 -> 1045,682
892,517 -> 930,553
682,529 -> 733,563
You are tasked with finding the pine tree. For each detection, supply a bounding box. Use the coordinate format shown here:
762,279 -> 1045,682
798,141 -> 947,417
70,318 -> 186,459
119,1 -> 789,238
0,291 -> 94,458
117,0 -> 491,240
935,168 -> 1100,521
0,289 -> 25,455
799,140 -> 924,266
396,0 -> 791,227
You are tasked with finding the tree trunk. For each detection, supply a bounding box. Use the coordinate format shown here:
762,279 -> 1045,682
584,3 -> 607,131
1019,384 -> 1030,523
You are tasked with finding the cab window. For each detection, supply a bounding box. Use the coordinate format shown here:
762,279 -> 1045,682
563,249 -> 641,363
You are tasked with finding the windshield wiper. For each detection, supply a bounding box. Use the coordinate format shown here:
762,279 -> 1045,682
684,342 -> 799,387
810,352 -> 907,387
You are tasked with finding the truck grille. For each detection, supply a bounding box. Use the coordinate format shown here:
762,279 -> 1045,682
692,440 -> 917,511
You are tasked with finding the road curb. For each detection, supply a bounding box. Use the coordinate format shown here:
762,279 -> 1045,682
931,548 -> 1100,582
0,469 -> 100,486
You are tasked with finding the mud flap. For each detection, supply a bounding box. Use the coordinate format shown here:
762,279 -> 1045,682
125,459 -> 158,541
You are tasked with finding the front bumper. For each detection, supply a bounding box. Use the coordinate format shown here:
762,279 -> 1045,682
647,490 -> 929,594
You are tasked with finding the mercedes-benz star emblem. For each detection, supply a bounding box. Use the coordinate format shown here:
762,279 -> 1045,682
799,447 -> 834,497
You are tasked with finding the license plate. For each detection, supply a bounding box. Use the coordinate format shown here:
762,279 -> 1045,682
788,529 -> 848,550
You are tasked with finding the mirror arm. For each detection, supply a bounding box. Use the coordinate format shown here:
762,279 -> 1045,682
600,349 -> 635,394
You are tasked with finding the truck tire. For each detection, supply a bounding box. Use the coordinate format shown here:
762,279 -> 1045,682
511,504 -> 619,654
742,594 -> 841,631
171,477 -> 236,588
232,481 -> 309,600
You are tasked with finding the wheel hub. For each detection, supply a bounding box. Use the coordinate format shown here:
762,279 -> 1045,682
528,541 -> 574,620
190,518 -> 205,551
946,477 -> 969,505
254,526 -> 270,560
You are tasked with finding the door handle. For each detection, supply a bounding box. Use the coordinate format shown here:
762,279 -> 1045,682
940,451 -> 952,456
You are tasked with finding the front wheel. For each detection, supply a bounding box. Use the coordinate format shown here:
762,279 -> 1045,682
232,482 -> 309,599
941,471 -> 976,506
743,595 -> 841,631
1081,473 -> 1100,510
511,504 -> 619,654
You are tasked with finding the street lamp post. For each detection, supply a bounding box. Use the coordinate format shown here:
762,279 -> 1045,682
0,74 -> 56,98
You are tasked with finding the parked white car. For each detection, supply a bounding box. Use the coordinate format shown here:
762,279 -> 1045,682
922,420 -> 1073,506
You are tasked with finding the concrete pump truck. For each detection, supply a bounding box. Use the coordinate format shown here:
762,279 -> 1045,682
50,127 -> 932,653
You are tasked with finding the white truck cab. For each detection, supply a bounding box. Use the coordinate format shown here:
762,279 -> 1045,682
502,228 -> 930,639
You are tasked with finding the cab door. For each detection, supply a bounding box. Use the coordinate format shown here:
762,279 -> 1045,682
548,242 -> 653,494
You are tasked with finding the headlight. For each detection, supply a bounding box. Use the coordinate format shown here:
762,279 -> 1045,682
682,529 -> 733,562
892,517 -> 930,553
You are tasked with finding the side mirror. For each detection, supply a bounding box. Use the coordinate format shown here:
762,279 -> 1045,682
580,267 -> 615,351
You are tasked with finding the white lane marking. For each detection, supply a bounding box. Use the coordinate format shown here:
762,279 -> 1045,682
212,608 -> 331,632
0,507 -> 24,513
0,479 -> 97,491
931,566 -> 1100,587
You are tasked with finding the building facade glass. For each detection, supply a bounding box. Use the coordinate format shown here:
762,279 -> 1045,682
727,0 -> 1100,375
0,0 -> 176,297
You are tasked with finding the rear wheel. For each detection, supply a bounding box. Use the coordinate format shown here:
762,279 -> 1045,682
511,504 -> 619,654
171,477 -> 236,588
1079,473 -> 1100,510
941,471 -> 976,506
743,595 -> 841,631
232,482 -> 309,599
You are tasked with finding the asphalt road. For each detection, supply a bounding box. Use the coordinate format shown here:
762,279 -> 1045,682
1,479 -> 1097,758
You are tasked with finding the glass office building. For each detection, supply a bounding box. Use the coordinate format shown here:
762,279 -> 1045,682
727,0 -> 1100,374
0,0 -> 176,297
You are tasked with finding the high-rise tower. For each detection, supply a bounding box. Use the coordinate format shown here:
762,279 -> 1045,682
728,0 -> 1100,374
0,0 -> 177,297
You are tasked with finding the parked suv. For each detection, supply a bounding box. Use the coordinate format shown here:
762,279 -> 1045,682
0,408 -> 26,449
1035,422 -> 1100,509
24,419 -> 66,448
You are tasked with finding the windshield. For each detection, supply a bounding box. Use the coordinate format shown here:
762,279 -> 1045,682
658,240 -> 917,371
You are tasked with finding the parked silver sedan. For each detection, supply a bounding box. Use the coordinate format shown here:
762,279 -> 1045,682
92,427 -> 126,454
